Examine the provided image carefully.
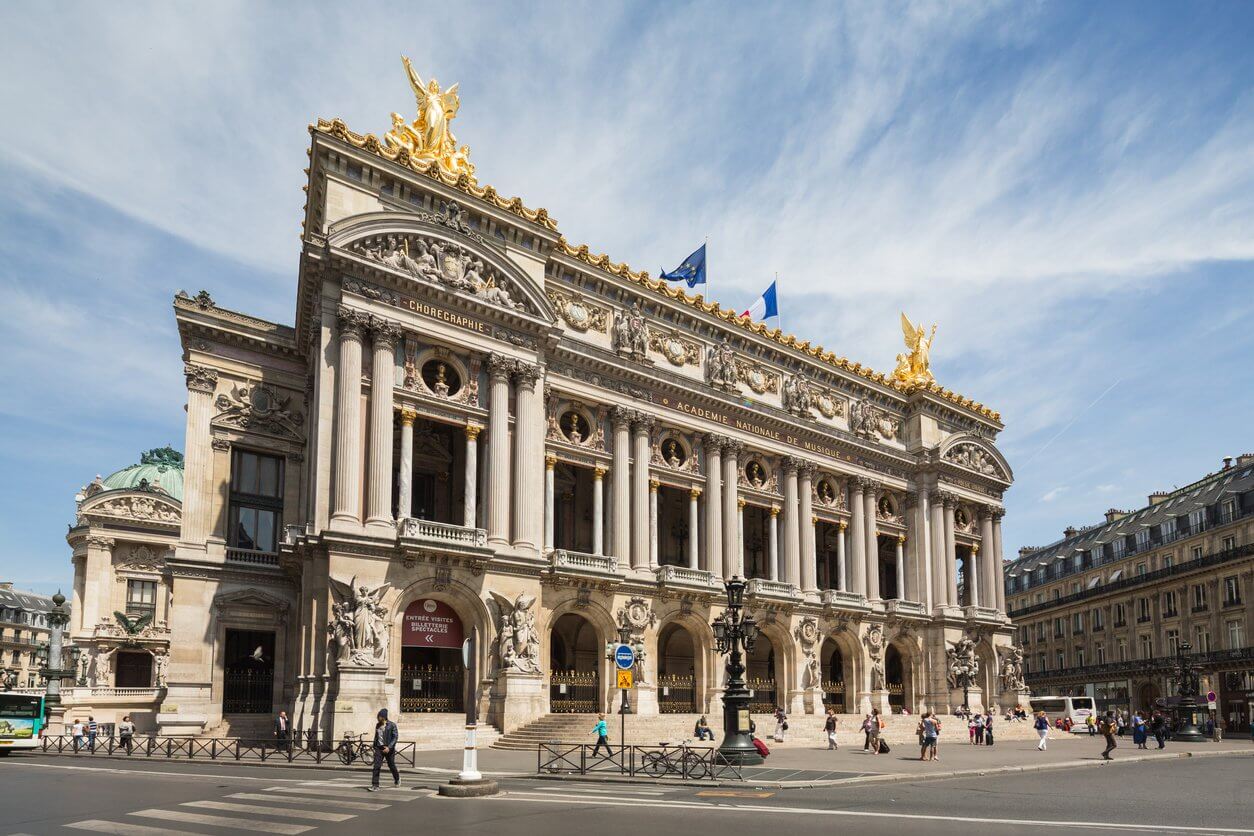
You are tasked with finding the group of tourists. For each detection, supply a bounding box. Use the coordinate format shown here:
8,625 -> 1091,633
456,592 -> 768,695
965,711 -> 997,746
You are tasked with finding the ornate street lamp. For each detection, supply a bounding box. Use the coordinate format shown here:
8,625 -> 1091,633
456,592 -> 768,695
1169,641 -> 1207,743
38,591 -> 74,731
712,576 -> 763,765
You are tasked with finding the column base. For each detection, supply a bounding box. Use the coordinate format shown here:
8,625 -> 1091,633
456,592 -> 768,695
328,514 -> 363,534
859,689 -> 890,715
364,519 -> 397,537
490,671 -> 546,733
634,683 -> 659,716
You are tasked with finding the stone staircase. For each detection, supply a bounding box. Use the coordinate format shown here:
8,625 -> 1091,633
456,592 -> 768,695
494,712 -> 1044,750
397,713 -> 502,750
206,715 -> 276,741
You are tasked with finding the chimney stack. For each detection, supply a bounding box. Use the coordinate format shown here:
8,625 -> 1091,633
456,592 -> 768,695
1104,508 -> 1128,523
1063,526 -> 1078,539
1148,491 -> 1170,506
1223,456 -> 1234,470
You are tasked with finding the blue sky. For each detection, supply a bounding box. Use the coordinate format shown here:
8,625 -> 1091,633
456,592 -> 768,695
2,2 -> 1252,593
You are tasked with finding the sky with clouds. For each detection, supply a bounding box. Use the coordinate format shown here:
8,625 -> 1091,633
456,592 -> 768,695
1,1 -> 1251,593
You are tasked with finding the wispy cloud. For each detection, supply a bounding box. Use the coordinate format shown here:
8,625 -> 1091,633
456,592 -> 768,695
1041,487 -> 1067,503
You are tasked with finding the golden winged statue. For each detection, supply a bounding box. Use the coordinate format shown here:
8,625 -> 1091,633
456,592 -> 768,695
891,313 -> 937,388
383,56 -> 475,180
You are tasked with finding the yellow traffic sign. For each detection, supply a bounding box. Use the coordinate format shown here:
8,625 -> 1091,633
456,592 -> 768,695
616,669 -> 633,689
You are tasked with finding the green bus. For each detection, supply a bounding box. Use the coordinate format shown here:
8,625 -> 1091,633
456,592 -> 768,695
0,693 -> 45,754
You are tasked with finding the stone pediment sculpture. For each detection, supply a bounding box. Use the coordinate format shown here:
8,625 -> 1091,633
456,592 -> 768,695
850,399 -> 901,442
998,645 -> 1025,692
706,341 -> 739,392
782,374 -> 813,418
489,592 -> 540,674
648,328 -> 701,367
735,359 -> 779,395
355,233 -> 531,314
214,381 -> 305,441
891,312 -> 937,389
943,442 -> 1008,480
946,635 -> 980,690
328,576 -> 390,667
80,494 -> 181,526
115,545 -> 167,572
612,303 -> 650,362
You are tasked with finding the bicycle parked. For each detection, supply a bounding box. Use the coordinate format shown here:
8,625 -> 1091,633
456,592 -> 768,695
640,739 -> 713,779
336,731 -> 369,765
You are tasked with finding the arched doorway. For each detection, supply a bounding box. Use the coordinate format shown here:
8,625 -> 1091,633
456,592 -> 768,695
657,622 -> 698,713
1137,681 -> 1160,714
886,645 -> 905,713
820,638 -> 848,712
549,612 -> 601,713
400,598 -> 466,713
746,634 -> 778,715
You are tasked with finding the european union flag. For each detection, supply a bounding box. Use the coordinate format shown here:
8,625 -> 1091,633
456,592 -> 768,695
660,244 -> 707,288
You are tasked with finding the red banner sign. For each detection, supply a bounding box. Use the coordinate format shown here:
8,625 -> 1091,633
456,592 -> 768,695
402,599 -> 464,649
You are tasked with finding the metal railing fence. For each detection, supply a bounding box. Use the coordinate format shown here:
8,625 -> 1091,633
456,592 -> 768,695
537,741 -> 742,781
35,734 -> 417,767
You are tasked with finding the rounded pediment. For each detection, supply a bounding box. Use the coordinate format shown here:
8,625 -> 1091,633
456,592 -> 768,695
327,208 -> 555,323
78,488 -> 182,528
938,433 -> 1012,482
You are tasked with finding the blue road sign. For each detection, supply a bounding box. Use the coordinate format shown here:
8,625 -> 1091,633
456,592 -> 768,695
613,643 -> 636,670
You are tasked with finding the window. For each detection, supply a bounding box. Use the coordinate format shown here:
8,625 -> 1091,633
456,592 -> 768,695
1222,498 -> 1237,522
1163,554 -> 1173,569
1117,639 -> 1127,662
1138,635 -> 1153,659
1163,591 -> 1178,618
1092,608 -> 1104,631
13,629 -> 21,644
1019,626 -> 1029,644
1228,620 -> 1245,649
1192,584 -> 1208,612
1072,612 -> 1084,634
1188,508 -> 1206,533
1114,603 -> 1127,627
228,450 -> 284,554
1095,643 -> 1106,665
1161,518 -> 1176,541
1053,617 -> 1064,638
1052,589 -> 1061,601
1136,562 -> 1147,576
1194,626 -> 1211,653
1224,576 -> 1241,605
1038,653 -> 1047,672
1056,650 -> 1065,670
1075,647 -> 1086,667
1166,629 -> 1180,656
1137,597 -> 1151,622
1191,545 -> 1203,560
1035,622 -> 1046,642
1112,539 -> 1126,558
1222,535 -> 1236,552
125,580 -> 157,620
1135,529 -> 1150,551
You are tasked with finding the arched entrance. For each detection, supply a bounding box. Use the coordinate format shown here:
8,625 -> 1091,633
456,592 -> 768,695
886,645 -> 905,713
746,634 -> 779,715
400,598 -> 466,714
549,612 -> 601,713
820,638 -> 848,712
657,622 -> 697,713
1137,681 -> 1160,714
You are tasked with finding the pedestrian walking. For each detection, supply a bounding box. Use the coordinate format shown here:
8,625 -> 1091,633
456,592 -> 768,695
591,713 -> 611,757
773,706 -> 788,743
71,718 -> 85,753
824,708 -> 839,750
1034,711 -> 1050,751
973,713 -> 985,745
968,715 -> 976,745
693,715 -> 715,741
117,715 -> 135,755
984,713 -> 994,746
1101,711 -> 1118,760
919,711 -> 940,761
867,709 -> 883,755
862,713 -> 873,750
1151,711 -> 1167,749
274,710 -> 290,746
86,717 -> 98,751
1085,714 -> 1096,736
368,708 -> 400,791
1132,712 -> 1147,749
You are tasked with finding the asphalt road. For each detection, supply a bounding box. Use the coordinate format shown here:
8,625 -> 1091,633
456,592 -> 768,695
2,753 -> 1250,835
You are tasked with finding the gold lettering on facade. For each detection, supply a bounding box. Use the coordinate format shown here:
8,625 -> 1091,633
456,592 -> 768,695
404,299 -> 489,334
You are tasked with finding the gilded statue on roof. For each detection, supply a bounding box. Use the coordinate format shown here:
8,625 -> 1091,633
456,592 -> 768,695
383,56 -> 475,180
892,313 -> 937,388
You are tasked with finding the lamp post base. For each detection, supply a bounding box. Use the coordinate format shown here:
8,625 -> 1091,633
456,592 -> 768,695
716,733 -> 764,766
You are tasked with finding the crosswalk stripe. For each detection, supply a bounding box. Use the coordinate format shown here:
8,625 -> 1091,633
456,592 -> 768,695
66,822 -> 205,836
265,785 -> 426,801
128,808 -> 314,834
182,800 -> 357,822
226,792 -> 389,811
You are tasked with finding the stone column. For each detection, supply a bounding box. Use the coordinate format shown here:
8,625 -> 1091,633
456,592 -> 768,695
768,506 -> 779,581
781,458 -> 800,585
721,440 -> 742,578
980,506 -> 997,609
365,318 -> 400,530
862,479 -> 881,600
836,520 -> 848,591
544,455 -> 556,553
593,466 -> 606,555
968,544 -> 981,608
894,535 -> 906,600
512,362 -> 543,553
929,491 -> 948,607
397,406 -> 416,520
992,510 -> 1007,613
799,463 -> 817,593
917,490 -> 933,609
463,425 -> 480,527
702,435 -> 723,575
649,479 -> 659,568
848,480 -> 866,595
736,498 -> 746,577
611,407 -> 633,564
486,354 -> 513,547
631,415 -> 653,570
943,494 -> 959,606
181,363 -> 219,545
688,487 -> 701,569
331,307 -> 368,528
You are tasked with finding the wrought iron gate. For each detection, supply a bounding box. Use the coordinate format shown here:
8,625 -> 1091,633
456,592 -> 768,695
822,679 -> 846,709
550,670 -> 599,713
223,668 -> 273,714
400,664 -> 464,713
746,677 -> 777,714
658,673 -> 696,713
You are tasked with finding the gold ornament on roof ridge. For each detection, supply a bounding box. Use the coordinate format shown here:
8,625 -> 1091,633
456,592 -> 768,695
892,313 -> 937,389
382,56 -> 475,181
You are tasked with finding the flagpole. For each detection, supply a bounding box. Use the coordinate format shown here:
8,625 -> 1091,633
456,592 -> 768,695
775,271 -> 781,334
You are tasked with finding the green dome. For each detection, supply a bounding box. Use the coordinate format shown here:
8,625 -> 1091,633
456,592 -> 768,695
101,446 -> 185,502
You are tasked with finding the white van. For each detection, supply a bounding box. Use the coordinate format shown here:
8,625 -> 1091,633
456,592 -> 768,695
1029,695 -> 1096,731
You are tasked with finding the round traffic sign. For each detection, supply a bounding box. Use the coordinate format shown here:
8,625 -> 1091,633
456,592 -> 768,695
1206,690 -> 1216,703
613,643 -> 636,670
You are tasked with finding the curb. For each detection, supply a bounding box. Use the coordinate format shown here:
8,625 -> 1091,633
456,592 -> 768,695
20,751 -> 533,778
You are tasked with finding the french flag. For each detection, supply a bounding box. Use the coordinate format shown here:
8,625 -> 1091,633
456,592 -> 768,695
741,280 -> 779,328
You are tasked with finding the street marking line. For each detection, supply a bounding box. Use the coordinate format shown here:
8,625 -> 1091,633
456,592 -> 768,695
66,821 -> 206,835
488,793 -> 1254,834
128,808 -> 314,834
0,760 -> 311,783
264,785 -> 426,801
181,800 -> 357,822
226,792 -> 389,811
695,790 -> 775,798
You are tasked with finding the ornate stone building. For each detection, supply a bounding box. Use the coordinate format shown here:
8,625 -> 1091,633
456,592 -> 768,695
1006,456 -> 1254,731
63,77 -> 1020,739
0,584 -> 57,690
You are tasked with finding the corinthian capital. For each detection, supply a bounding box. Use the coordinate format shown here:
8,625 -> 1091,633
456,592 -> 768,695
937,490 -> 960,508
721,438 -> 745,458
512,360 -> 543,388
702,432 -> 729,453
797,460 -> 818,479
781,455 -> 802,473
855,475 -> 881,491
487,352 -> 514,380
184,363 -> 219,394
86,535 -> 116,551
609,404 -> 634,429
336,305 -> 370,339
368,316 -> 402,347
630,411 -> 656,434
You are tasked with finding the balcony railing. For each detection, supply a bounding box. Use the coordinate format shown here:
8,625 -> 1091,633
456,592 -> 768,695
821,589 -> 869,609
746,578 -> 799,599
1025,646 -> 1254,682
225,547 -> 280,566
654,565 -> 721,589
1009,542 -> 1254,618
548,549 -> 621,577
64,687 -> 161,699
398,517 -> 488,548
884,599 -> 928,616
